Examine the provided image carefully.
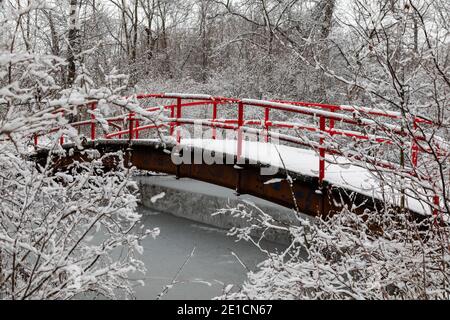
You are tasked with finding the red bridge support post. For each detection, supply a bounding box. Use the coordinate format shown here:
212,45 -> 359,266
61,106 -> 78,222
59,110 -> 65,145
433,195 -> 440,221
410,117 -> 440,222
319,116 -> 326,184
411,117 -> 418,167
212,99 -> 217,140
91,102 -> 96,141
329,106 -> 335,134
264,107 -> 270,143
135,119 -> 139,139
169,103 -> 175,137
237,101 -> 244,161
176,97 -> 182,143
128,112 -> 133,141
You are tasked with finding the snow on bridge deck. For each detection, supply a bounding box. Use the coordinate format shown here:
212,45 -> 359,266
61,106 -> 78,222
35,136 -> 431,216
176,138 -> 431,216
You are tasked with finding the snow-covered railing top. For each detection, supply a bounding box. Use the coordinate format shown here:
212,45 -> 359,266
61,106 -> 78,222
132,93 -> 433,123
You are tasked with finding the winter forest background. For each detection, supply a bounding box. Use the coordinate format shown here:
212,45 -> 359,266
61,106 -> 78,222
1,0 -> 450,299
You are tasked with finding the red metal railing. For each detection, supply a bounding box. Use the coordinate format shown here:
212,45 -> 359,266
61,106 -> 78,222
33,93 -> 445,216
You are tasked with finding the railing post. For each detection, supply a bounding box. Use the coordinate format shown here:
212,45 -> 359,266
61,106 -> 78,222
411,116 -> 418,167
237,101 -> 244,160
91,102 -> 96,140
135,119 -> 139,139
433,195 -> 440,220
264,107 -> 270,143
212,99 -> 217,140
176,97 -> 182,143
328,106 -> 335,135
319,116 -> 326,183
170,104 -> 175,136
128,112 -> 133,141
59,110 -> 64,145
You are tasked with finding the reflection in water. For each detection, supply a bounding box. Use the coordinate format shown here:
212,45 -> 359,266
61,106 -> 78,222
133,206 -> 281,300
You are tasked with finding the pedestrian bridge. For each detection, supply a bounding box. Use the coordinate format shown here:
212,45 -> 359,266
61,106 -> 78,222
32,93 -> 444,218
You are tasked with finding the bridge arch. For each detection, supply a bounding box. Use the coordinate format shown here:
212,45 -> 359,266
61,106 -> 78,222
35,139 -> 405,218
31,93 -> 443,219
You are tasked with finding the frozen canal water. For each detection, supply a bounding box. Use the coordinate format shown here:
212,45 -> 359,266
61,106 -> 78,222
133,206 -> 281,300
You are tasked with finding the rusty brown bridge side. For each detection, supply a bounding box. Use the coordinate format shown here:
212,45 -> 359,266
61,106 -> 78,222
32,139 -> 415,218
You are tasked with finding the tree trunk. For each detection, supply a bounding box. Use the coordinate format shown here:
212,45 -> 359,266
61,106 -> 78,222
199,0 -> 209,83
312,0 -> 335,101
67,0 -> 80,86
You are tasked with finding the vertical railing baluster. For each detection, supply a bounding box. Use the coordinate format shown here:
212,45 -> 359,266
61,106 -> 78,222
176,97 -> 182,143
411,116 -> 418,167
264,107 -> 270,143
433,195 -> 440,221
59,110 -> 64,145
329,106 -> 335,135
91,102 -> 96,140
237,101 -> 244,160
319,116 -> 326,183
410,117 -> 438,220
135,119 -> 139,139
212,99 -> 217,140
170,104 -> 175,136
128,112 -> 133,141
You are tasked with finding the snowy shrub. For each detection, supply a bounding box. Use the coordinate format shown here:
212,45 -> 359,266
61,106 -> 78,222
217,203 -> 450,300
0,9 -> 160,296
0,143 -> 159,299
0,63 -> 158,300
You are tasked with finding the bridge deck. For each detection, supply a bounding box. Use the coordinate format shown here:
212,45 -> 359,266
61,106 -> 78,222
35,136 -> 431,215
177,138 -> 430,216
29,93 -> 444,218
